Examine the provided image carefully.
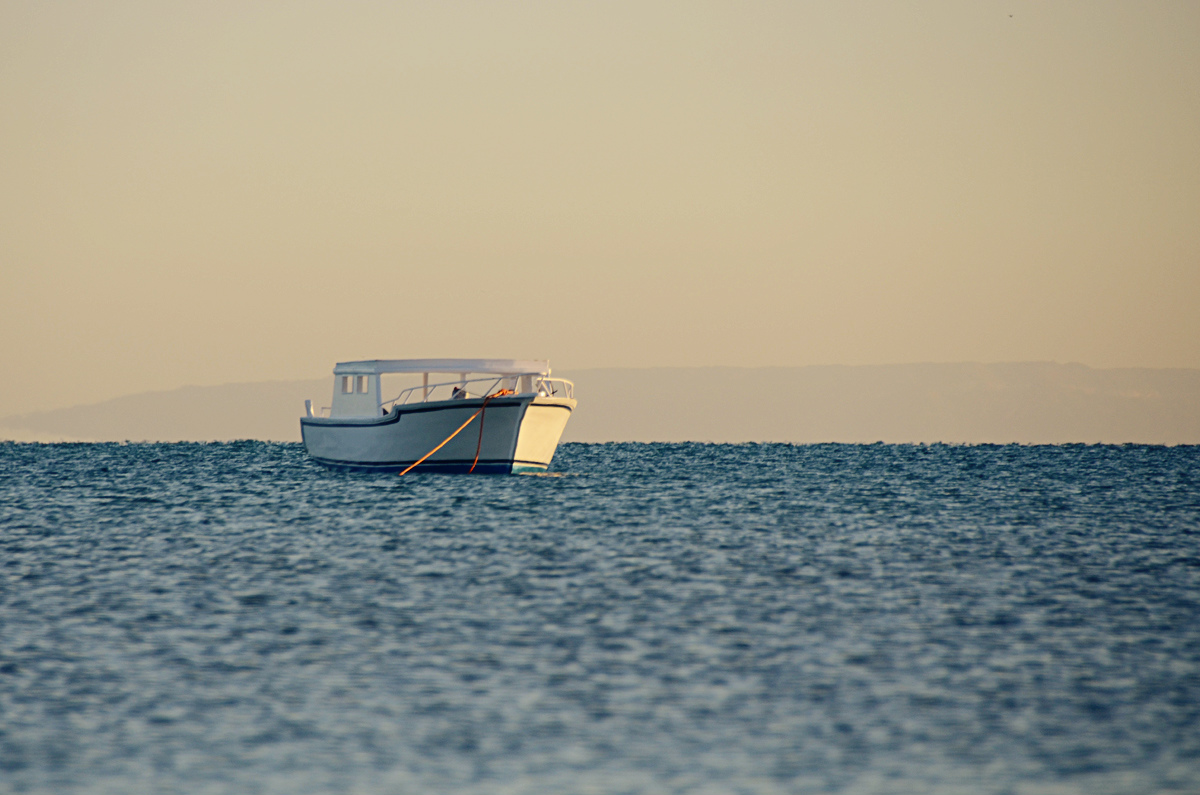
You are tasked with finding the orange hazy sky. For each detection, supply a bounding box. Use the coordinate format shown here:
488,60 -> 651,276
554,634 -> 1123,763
2,1 -> 1198,416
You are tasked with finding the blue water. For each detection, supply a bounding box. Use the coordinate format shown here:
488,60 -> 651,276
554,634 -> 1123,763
1,442 -> 1198,794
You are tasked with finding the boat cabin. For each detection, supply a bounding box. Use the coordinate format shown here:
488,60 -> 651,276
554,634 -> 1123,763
314,358 -> 559,418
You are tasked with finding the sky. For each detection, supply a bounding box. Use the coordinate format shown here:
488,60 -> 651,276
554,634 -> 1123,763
2,0 -> 1198,417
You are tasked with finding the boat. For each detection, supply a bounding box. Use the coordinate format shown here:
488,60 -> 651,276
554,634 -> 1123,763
300,359 -> 576,474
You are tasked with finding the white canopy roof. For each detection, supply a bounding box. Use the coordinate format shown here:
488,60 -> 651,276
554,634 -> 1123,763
333,358 -> 551,376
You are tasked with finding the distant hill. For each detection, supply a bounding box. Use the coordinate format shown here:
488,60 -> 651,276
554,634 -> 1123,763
2,364 -> 1198,444
564,364 -> 1200,444
0,380 -> 328,443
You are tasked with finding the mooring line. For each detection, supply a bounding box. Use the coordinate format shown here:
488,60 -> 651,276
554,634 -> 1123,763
469,390 -> 513,473
397,390 -> 515,477
397,410 -> 482,476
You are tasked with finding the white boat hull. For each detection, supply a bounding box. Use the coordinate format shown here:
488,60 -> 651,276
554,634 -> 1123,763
301,395 -> 575,474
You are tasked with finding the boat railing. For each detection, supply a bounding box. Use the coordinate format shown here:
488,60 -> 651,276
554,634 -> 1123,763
382,374 -> 574,410
304,400 -> 334,418
537,377 -> 575,399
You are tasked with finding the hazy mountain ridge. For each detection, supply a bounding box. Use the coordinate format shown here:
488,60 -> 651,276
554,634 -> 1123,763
0,380 -> 330,443
565,363 -> 1200,444
2,364 -> 1198,444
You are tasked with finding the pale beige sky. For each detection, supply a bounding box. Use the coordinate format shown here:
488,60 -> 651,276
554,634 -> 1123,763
2,1 -> 1198,416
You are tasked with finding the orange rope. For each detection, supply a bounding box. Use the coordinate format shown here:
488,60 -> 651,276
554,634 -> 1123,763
397,389 -> 516,477
469,389 -> 514,473
397,409 -> 482,476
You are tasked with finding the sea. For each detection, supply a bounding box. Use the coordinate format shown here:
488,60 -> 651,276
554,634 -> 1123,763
1,441 -> 1198,795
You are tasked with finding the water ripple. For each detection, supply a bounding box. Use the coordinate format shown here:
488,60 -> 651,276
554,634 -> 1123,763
0,441 -> 1198,794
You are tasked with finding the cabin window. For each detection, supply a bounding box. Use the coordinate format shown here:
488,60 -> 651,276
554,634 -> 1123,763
356,376 -> 368,393
342,376 -> 352,394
